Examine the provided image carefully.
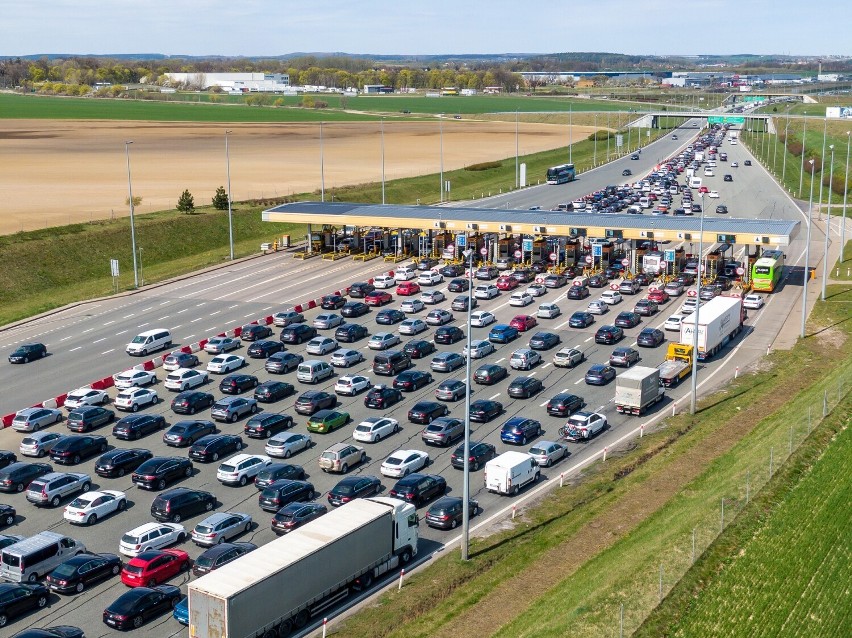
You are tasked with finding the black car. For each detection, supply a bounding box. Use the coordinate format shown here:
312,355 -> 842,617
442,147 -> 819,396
192,542 -> 257,576
473,363 -> 508,385
633,299 -> 658,316
588,274 -> 608,288
637,327 -> 665,348
327,475 -> 382,507
46,552 -> 122,594
219,374 -> 258,394
66,406 -> 115,432
469,399 -> 503,423
243,413 -> 292,439
425,496 -> 479,530
407,401 -> 449,424
132,457 -> 193,490
595,325 -> 624,344
294,391 -> 336,415
151,488 -> 216,523
335,323 -> 369,343
258,479 -> 315,512
546,393 -> 584,417
274,501 -> 329,535
113,414 -> 166,440
240,324 -> 273,342
568,311 -> 595,329
393,370 -> 433,392
170,391 -> 214,415
528,331 -> 561,350
585,364 -> 617,385
163,420 -> 216,447
0,582 -> 49,625
507,376 -> 543,399
347,282 -> 375,298
715,204 -> 728,214
403,339 -> 436,359
102,584 -> 182,631
341,302 -> 370,318
95,448 -> 153,478
246,340 -> 285,359
0,504 -> 16,527
447,278 -> 469,292
0,451 -> 16,470
254,381 -> 294,403
614,311 -> 642,329
744,159 -> 752,166
8,343 -> 47,364
49,435 -> 107,465
364,385 -> 403,409
188,434 -> 244,463
434,326 -> 464,344
389,473 -> 446,507
321,294 -> 346,310
265,352 -> 303,374
0,462 -> 52,493
376,309 -> 405,325
254,463 -> 306,490
440,263 -> 465,277
450,441 -> 496,471
567,285 -> 590,300
723,174 -> 733,182
280,324 -> 317,344
7,628 -> 85,638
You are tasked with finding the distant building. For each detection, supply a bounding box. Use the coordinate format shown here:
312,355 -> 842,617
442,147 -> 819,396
483,86 -> 502,94
362,84 -> 394,94
164,72 -> 290,92
441,87 -> 459,96
460,88 -> 477,96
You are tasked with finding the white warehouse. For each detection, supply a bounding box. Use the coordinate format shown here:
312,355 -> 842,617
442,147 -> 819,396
164,72 -> 290,92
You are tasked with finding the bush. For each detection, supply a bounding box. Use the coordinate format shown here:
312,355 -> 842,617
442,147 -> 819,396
177,189 -> 195,214
465,161 -> 503,172
212,186 -> 229,210
787,140 -> 804,157
313,100 -> 328,109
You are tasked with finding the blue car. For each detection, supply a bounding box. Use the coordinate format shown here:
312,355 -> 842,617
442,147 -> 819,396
173,595 -> 189,625
488,324 -> 519,344
500,417 -> 542,445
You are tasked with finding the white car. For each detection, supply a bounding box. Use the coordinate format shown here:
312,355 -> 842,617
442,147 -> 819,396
418,271 -> 444,285
730,161 -> 739,167
421,290 -> 446,304
464,339 -> 494,359
64,388 -> 109,410
743,294 -> 764,310
587,300 -> 609,315
216,453 -> 272,486
380,449 -> 430,478
373,275 -> 396,289
680,299 -> 704,315
113,369 -> 157,389
707,190 -> 720,198
400,299 -> 426,314
313,313 -> 344,330
204,337 -> 241,354
470,311 -> 496,327
368,333 -> 401,350
63,489 -> 127,525
399,318 -> 428,335
527,284 -> 547,297
265,432 -> 313,458
425,309 -> 453,326
353,417 -> 400,443
474,284 -> 499,300
330,349 -> 364,368
600,291 -> 623,305
334,375 -> 371,396
509,291 -> 534,307
114,388 -> 159,412
664,314 -> 685,331
306,337 -> 338,355
537,302 -> 561,319
207,354 -> 244,374
164,368 -> 209,391
553,347 -> 585,368
120,522 -> 187,557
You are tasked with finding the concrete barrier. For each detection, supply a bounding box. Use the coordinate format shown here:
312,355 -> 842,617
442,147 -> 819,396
191,341 -> 204,352
232,327 -> 243,338
294,305 -> 303,313
42,398 -> 58,410
141,360 -> 157,371
1,413 -> 14,428
263,315 -> 274,325
55,393 -> 68,408
180,345 -> 193,353
151,357 -> 164,368
307,300 -> 317,309
225,329 -> 236,338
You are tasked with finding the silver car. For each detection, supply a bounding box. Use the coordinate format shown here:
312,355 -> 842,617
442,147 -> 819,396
528,441 -> 568,467
205,337 -> 241,354
265,432 -> 313,459
273,310 -> 305,327
12,407 -> 63,432
163,352 -> 200,371
191,511 -> 253,546
20,431 -> 66,457
330,349 -> 364,368
463,340 -> 494,359
211,397 -> 258,423
553,347 -> 585,368
313,313 -> 343,330
306,337 -> 338,355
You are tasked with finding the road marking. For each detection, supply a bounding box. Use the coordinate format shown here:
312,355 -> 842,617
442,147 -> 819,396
60,336 -> 72,341
263,306 -> 273,311
142,307 -> 153,312
495,357 -> 505,363
82,328 -> 94,334
244,313 -> 255,318
103,321 -> 115,326
542,362 -> 551,369
157,316 -> 170,321
160,301 -> 170,305
172,325 -> 182,330
228,304 -> 239,310
489,393 -> 501,400
190,318 -> 202,323
210,311 -> 221,316
101,349 -> 115,355
539,400 -> 550,407
69,346 -> 81,352
176,309 -> 188,314
137,323 -> 149,328
196,302 -> 206,307
574,378 -> 584,385
123,314 -> 134,319
115,330 -> 128,335
584,336 -> 594,342
92,338 -> 106,344
184,335 -> 195,340
205,327 -> 217,332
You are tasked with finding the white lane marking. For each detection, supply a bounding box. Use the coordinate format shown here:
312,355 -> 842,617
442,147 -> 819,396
263,306 -> 273,311
101,349 -> 115,355
190,318 -> 202,323
82,328 -> 94,334
92,338 -> 106,344
228,304 -> 239,310
184,335 -> 195,340
115,330 -> 128,335
489,393 -> 501,400
141,307 -> 153,312
205,327 -> 217,332
542,362 -> 551,369
210,311 -> 221,316
103,321 -> 115,326
137,323 -> 149,328
123,314 -> 134,319
160,301 -> 170,306
495,357 -> 505,363
69,347 -> 81,352
574,378 -> 584,385
60,336 -> 72,341
244,313 -> 255,318
584,336 -> 594,342
172,325 -> 182,330
196,302 -> 206,307
157,316 -> 170,321
176,309 -> 188,314
539,399 -> 550,407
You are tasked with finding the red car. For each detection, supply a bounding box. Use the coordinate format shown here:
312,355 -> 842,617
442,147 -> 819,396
396,281 -> 421,296
121,549 -> 190,587
365,290 -> 392,306
647,289 -> 670,304
509,314 -> 538,331
698,186 -> 709,193
495,276 -> 518,291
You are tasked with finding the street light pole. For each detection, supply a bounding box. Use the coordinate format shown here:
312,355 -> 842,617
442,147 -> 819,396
822,146 -> 835,301
320,121 -> 325,202
439,114 -> 444,203
568,102 -> 573,164
782,115 -> 791,184
225,130 -> 234,261
802,160 -> 816,338
818,118 -> 828,219
842,131 -> 850,264
799,116 -> 807,197
690,193 -> 706,415
515,109 -> 519,189
124,141 -> 139,289
461,246 -> 474,561
381,118 -> 386,205
594,113 -> 598,165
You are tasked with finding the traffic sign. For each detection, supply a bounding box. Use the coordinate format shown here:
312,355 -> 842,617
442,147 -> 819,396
687,290 -> 698,297
535,276 -> 545,284
610,283 -> 620,290
456,234 -> 465,248
446,244 -> 456,253
514,250 -> 522,259
736,267 -> 745,276
621,258 -> 630,266
592,244 -> 603,258
480,247 -> 488,256
648,285 -> 659,292
522,238 -> 533,252
664,249 -> 676,262
585,255 -> 593,264
549,252 -> 557,261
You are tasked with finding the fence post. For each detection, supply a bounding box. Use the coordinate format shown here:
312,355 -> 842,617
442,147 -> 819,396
322,618 -> 328,638
659,563 -> 664,601
620,602 -> 624,638
823,389 -> 828,417
790,425 -> 794,455
808,406 -> 812,434
769,447 -> 774,479
692,528 -> 696,564
398,568 -> 405,591
746,469 -> 750,505
720,498 -> 725,533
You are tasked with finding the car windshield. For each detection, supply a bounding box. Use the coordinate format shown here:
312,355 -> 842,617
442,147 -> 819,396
384,457 -> 402,466
219,464 -> 236,472
110,591 -> 146,613
195,524 -> 214,534
333,484 -> 355,495
123,564 -> 144,574
68,497 -> 91,508
121,534 -> 139,545
51,562 -> 79,578
194,554 -> 216,568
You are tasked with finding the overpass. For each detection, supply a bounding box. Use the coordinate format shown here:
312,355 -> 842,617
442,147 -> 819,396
627,111 -> 772,130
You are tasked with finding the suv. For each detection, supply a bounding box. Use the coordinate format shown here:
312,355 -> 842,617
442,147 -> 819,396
25,472 -> 91,507
151,488 -> 216,523
319,444 -> 367,474
216,454 -> 271,486
421,417 -> 464,447
372,351 -> 411,376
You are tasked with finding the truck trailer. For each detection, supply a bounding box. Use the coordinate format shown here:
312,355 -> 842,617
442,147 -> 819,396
658,343 -> 694,387
188,497 -> 418,638
679,295 -> 744,361
614,366 -> 665,415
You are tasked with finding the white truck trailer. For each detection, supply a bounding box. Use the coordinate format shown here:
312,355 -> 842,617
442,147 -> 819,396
679,295 -> 744,361
614,366 -> 665,415
188,497 -> 418,638
484,451 -> 539,496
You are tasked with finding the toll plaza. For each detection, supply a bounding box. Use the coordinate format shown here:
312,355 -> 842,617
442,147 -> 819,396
263,201 -> 799,288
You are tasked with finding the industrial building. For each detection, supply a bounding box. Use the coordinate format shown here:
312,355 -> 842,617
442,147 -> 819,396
164,72 -> 290,92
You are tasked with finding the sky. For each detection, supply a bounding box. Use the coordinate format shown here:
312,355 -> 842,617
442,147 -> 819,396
1,0 -> 849,58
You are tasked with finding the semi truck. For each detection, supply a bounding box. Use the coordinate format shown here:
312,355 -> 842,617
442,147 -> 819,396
680,295 -> 745,361
658,343 -> 694,387
614,366 -> 665,415
188,497 -> 418,638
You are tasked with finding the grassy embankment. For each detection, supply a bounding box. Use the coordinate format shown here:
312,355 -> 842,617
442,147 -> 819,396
333,273 -> 851,637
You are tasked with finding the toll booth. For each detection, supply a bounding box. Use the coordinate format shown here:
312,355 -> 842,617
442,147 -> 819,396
564,239 -> 580,267
530,238 -> 548,263
705,249 -> 723,281
432,232 -> 454,257
498,237 -> 513,261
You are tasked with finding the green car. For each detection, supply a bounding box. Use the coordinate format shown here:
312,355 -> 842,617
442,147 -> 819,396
306,409 -> 350,434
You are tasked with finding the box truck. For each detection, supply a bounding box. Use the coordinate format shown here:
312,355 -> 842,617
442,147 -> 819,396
679,295 -> 744,361
614,366 -> 665,415
188,497 -> 418,638
484,451 -> 539,496
658,343 -> 694,387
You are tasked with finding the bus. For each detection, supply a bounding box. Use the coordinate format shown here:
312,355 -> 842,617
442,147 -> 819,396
546,164 -> 576,185
751,249 -> 784,292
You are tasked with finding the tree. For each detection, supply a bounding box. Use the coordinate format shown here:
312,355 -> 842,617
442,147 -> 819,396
212,186 -> 229,210
177,189 -> 195,214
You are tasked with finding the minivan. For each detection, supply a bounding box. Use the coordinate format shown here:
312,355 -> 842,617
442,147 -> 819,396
126,329 -> 172,356
372,350 -> 411,376
0,531 -> 86,582
296,360 -> 333,384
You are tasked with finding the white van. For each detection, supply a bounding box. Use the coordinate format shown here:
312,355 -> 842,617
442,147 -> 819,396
297,360 -> 334,384
126,328 -> 172,356
484,451 -> 540,496
0,531 -> 86,582
689,177 -> 703,189
395,264 -> 417,281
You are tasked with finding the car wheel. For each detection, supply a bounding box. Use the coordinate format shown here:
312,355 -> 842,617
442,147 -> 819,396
250,404 -> 257,414
72,454 -> 81,464
184,466 -> 192,477
157,479 -> 167,490
133,616 -> 144,629
521,436 -> 527,446
205,500 -> 214,511
244,521 -> 252,533
212,452 -> 219,462
131,403 -> 139,413
229,413 -> 238,423
239,475 -> 248,486
341,463 -> 349,474
284,449 -> 292,459
172,513 -> 182,523
49,495 -> 60,507
235,441 -> 243,451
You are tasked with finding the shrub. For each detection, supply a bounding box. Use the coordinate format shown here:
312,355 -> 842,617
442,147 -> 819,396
465,161 -> 503,172
787,140 -> 804,157
212,186 -> 229,210
177,189 -> 195,214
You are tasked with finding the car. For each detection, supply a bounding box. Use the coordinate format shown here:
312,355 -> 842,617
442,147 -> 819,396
0,452 -> 16,471
240,324 -> 273,342
723,174 -> 733,182
680,298 -> 705,315
474,284 -> 500,299
280,324 -> 317,344
663,313 -> 685,332
428,351 -> 463,373
470,310 -> 496,327
495,275 -> 518,291
362,383 -> 403,408
425,309 -> 453,326
421,290 -> 446,305
619,279 -> 642,295
95,448 -> 153,478
425,496 -> 479,530
365,290 -> 393,306
319,443 -> 366,473
450,295 -> 477,312
244,340 -> 283,359
306,409 -> 349,434
331,325 -> 367,346
544,273 -> 568,288
610,347 -> 641,367
327,475 -> 382,507
527,283 -> 548,297
450,441 -> 496,471
312,313 -> 344,330
715,203 -> 728,214
113,369 -> 157,389
253,380 -> 294,403
294,390 -> 336,415
509,348 -> 542,370
131,457 -> 193,490
204,337 -> 241,354
432,326 -> 462,345
112,388 -> 158,414
743,293 -> 765,310
635,323 -> 664,346
341,302 -> 371,318
595,325 -> 625,344
469,399 -> 503,423
192,541 -> 257,574
399,318 -> 428,336
381,449 -> 430,478
66,406 -> 115,432
26,471 -> 91,507
529,440 -> 568,467
408,401 -> 449,424
373,274 -> 396,289
546,392 -> 584,417
664,281 -> 684,297
306,336 -> 338,355
568,311 -> 595,329
567,285 -> 590,300
102,584 -> 183,630
440,263 -> 464,278
475,266 -> 498,280
121,548 -> 190,586
265,351 -> 303,374
8,343 -> 47,363
448,278 -> 469,293
163,420 -> 215,446
331,374 -> 369,397
271,503 -> 328,535
207,354 -> 245,374
50,435 -> 107,465
170,390 -> 214,415
421,417 -> 464,447
474,363 -> 508,385
0,582 -> 50,624
258,479 -> 315,513
273,310 -> 305,327
119,521 -> 187,557
622,168 -> 632,176
647,289 -> 670,304
500,417 -> 542,445
368,332 -> 401,350
63,387 -> 108,410
614,311 -> 641,328
432,379 -> 465,403
254,463 -> 306,490
631,154 -> 640,160
11,408 -> 63,433
393,370 -> 433,392
502,291 -> 533,310
353,416 -> 399,443
588,274 -> 609,288
418,271 -> 444,286
164,368 -> 209,392
508,376 -> 543,399
217,453 -> 272,486
487,324 -> 518,344
464,339 -> 494,359
396,281 -> 421,296
399,298 -> 426,314
348,282 -> 375,298
375,309 -> 406,327
600,290 -> 622,305
265,432 -> 313,459
585,364 -> 617,385
389,473 -> 446,506
553,347 -> 585,368
320,295 -> 346,310
46,552 -> 122,594
0,461 -> 52,492
403,339 -> 436,359
510,314 -> 537,332
586,300 -> 609,316
633,299 -> 659,316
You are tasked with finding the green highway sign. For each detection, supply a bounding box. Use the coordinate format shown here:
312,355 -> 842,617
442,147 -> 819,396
708,115 -> 746,125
